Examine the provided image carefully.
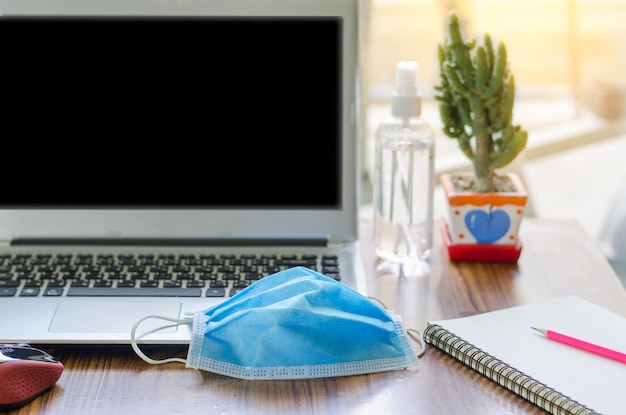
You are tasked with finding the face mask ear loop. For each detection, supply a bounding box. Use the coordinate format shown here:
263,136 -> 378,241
368,296 -> 426,358
130,315 -> 193,365
367,296 -> 388,309
407,328 -> 426,358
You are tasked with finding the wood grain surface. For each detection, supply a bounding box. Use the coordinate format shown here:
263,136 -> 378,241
11,219 -> 626,415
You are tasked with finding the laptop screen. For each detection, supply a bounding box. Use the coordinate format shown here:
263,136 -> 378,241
1,16 -> 341,209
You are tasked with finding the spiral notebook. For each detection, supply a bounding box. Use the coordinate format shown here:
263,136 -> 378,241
424,296 -> 626,415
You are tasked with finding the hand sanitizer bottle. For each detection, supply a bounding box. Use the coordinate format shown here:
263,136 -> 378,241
373,61 -> 435,264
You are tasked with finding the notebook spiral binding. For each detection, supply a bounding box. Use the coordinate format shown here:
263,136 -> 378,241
423,324 -> 599,415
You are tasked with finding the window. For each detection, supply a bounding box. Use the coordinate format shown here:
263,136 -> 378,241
361,0 -> 626,193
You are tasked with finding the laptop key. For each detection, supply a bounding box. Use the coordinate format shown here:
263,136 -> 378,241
325,272 -> 341,281
20,287 -> 40,297
0,287 -> 17,296
44,287 -> 65,296
229,287 -> 245,297
206,287 -> 226,297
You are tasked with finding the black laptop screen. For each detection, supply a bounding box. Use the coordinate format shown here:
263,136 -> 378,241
1,16 -> 342,209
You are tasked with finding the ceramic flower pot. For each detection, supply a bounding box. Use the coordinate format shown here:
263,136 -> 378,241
440,172 -> 528,262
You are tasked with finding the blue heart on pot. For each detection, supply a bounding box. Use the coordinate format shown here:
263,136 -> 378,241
464,209 -> 511,243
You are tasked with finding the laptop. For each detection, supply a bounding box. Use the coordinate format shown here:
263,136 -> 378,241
0,0 -> 367,344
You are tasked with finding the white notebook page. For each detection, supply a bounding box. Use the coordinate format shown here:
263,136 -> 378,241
428,296 -> 626,415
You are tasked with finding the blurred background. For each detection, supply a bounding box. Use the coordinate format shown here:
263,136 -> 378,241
358,0 -> 626,284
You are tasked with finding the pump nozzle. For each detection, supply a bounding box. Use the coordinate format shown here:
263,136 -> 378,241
391,60 -> 421,118
394,61 -> 418,97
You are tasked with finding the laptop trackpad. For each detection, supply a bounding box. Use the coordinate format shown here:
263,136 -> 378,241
49,301 -> 182,333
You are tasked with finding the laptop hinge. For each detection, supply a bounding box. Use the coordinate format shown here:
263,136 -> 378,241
326,235 -> 345,249
8,237 -> 330,247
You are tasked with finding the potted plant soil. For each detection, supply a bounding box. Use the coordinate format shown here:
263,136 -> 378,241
435,10 -> 529,262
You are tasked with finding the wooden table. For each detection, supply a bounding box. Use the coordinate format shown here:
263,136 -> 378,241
15,219 -> 626,415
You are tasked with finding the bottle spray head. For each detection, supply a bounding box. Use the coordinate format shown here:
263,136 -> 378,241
394,61 -> 418,97
391,60 -> 421,118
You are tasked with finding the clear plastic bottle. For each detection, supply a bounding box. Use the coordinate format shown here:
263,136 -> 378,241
373,61 -> 435,263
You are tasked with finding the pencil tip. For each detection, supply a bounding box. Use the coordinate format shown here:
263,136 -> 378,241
531,327 -> 547,336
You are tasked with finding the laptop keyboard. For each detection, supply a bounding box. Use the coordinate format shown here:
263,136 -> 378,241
0,252 -> 341,298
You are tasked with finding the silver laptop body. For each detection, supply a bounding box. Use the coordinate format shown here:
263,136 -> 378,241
0,0 -> 366,344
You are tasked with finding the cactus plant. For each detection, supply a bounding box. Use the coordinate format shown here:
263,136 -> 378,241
435,10 -> 528,193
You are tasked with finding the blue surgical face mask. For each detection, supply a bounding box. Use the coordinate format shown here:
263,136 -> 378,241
131,266 -> 424,380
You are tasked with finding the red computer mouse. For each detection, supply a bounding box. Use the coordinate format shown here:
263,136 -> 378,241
0,344 -> 64,410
